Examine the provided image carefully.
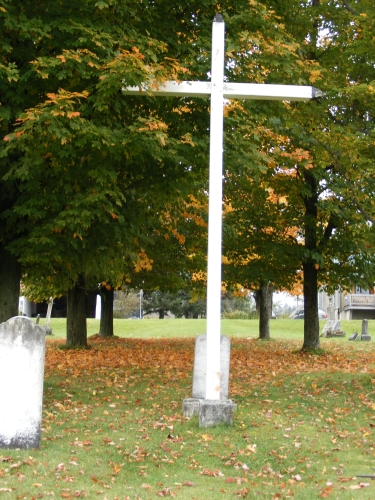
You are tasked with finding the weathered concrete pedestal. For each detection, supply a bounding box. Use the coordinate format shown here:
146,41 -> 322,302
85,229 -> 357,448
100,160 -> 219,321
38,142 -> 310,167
0,317 -> 46,449
183,398 -> 236,427
183,334 -> 236,427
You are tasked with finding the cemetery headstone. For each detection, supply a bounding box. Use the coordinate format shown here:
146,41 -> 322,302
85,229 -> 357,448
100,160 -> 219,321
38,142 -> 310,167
321,319 -> 345,338
0,317 -> 46,449
320,297 -> 346,337
45,297 -> 53,335
321,300 -> 345,338
349,332 -> 358,341
95,294 -> 101,320
360,319 -> 371,341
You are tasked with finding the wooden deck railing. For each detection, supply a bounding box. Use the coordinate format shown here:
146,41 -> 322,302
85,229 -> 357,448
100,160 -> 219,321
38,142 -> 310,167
344,294 -> 375,309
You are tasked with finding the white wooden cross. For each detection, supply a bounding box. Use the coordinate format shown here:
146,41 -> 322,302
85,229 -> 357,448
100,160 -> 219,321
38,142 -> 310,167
123,14 -> 321,402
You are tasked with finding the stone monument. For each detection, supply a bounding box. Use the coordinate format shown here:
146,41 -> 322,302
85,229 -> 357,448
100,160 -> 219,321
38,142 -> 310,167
0,317 -> 46,448
183,334 -> 236,426
321,298 -> 345,337
360,319 -> 371,341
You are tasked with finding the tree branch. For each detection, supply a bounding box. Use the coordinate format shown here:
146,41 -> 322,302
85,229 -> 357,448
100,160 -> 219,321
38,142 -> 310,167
295,123 -> 375,225
342,0 -> 358,15
319,216 -> 337,249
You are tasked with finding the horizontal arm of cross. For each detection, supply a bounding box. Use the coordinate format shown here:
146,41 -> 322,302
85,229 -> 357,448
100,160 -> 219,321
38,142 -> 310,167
122,81 -> 322,101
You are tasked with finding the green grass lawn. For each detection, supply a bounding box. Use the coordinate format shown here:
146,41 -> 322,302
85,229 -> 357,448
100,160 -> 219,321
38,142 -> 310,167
42,317 -> 375,342
2,320 -> 375,499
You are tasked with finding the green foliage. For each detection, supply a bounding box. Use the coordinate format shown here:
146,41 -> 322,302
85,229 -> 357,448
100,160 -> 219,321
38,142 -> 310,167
143,290 -> 206,319
2,0 -> 375,353
0,0 -> 324,293
223,0 -> 375,349
221,292 -> 257,319
0,0 -> 212,302
128,194 -> 208,296
113,290 -> 140,319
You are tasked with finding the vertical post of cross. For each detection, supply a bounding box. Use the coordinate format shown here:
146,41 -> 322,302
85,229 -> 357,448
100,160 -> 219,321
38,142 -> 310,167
122,14 -> 321,426
205,14 -> 225,401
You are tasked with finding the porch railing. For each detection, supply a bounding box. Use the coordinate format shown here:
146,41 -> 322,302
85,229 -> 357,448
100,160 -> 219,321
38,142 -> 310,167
344,294 -> 375,309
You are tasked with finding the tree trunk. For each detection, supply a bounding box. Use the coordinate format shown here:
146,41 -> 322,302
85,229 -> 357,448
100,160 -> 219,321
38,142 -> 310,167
259,281 -> 271,339
99,287 -> 114,337
66,278 -> 87,348
159,309 -> 165,319
0,243 -> 21,323
302,261 -> 320,350
301,170 -> 320,350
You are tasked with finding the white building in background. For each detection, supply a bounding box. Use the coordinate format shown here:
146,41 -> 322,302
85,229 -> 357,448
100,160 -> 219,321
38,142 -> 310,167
319,286 -> 375,320
18,296 -> 37,317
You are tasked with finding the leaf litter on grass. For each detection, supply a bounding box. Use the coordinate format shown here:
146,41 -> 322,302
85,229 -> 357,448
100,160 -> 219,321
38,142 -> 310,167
2,336 -> 375,499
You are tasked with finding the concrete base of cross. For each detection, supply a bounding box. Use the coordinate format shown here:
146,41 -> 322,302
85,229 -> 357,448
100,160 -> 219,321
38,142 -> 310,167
183,398 -> 237,427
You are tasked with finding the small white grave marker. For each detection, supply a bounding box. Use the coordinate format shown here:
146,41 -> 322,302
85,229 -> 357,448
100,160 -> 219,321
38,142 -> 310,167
123,15 -> 321,408
0,317 -> 46,448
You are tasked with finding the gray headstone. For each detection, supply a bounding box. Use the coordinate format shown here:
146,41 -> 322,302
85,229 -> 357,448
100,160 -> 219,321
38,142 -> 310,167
349,332 -> 358,341
360,335 -> 371,341
321,319 -> 342,336
0,317 -> 46,449
360,320 -> 371,341
362,319 -> 369,336
192,334 -> 230,399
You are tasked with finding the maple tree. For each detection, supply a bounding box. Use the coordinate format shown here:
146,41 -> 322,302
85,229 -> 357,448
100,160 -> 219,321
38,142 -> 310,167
2,0 -> 374,353
127,194 -> 208,322
223,0 -> 375,350
98,284 -> 114,337
0,0 -> 209,340
1,0 -> 313,342
268,0 -> 375,349
95,194 -> 208,332
223,163 -> 303,339
129,195 -> 208,290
